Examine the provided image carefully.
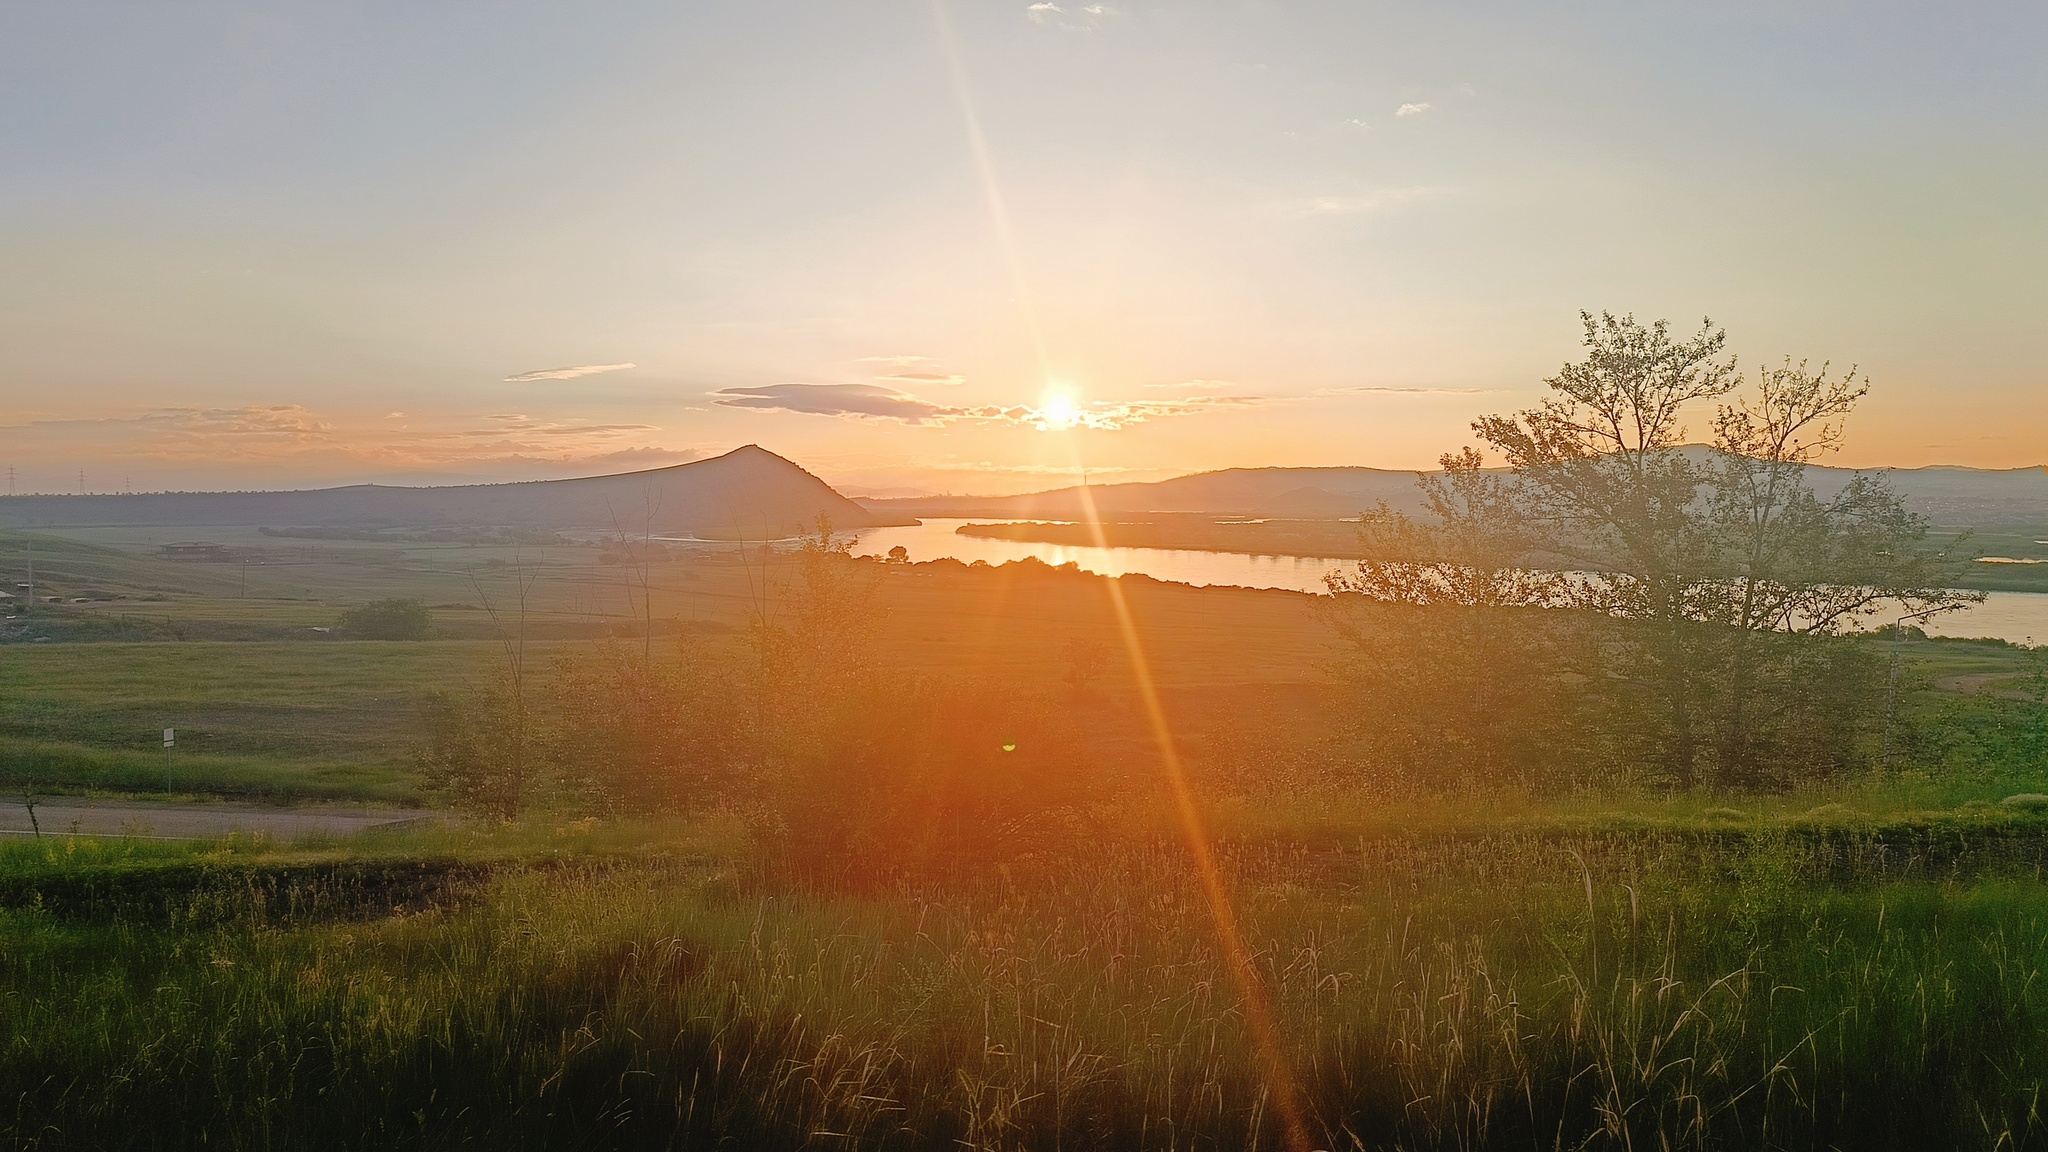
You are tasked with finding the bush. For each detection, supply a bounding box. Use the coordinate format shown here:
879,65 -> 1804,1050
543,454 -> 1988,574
337,598 -> 432,640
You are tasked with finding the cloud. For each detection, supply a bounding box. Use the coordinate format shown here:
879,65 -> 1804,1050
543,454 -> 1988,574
502,362 -> 637,383
1032,396 -> 1260,431
880,371 -> 968,386
455,415 -> 660,438
1281,186 -> 1446,217
0,404 -> 698,490
1026,1 -> 1117,30
712,383 -> 1262,430
571,447 -> 700,468
1326,385 -> 1498,396
1143,378 -> 1241,391
712,383 -> 963,424
1395,102 -> 1431,117
857,354 -> 936,366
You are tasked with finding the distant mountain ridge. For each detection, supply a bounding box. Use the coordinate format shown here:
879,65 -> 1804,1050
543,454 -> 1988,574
867,459 -> 2048,526
0,445 -> 910,537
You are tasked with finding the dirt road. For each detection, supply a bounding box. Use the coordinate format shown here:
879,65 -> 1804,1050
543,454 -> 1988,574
0,799 -> 431,840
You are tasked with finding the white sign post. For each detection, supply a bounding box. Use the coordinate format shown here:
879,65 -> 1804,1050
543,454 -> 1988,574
163,728 -> 174,793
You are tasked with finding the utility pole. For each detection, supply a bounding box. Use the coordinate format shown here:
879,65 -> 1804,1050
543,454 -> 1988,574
77,470 -> 85,496
5,465 -> 13,496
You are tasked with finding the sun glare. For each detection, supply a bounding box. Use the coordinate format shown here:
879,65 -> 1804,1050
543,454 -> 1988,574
1039,389 -> 1080,431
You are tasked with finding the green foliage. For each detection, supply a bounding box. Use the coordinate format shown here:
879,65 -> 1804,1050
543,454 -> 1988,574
336,597 -> 432,640
1330,312 -> 1977,793
740,526 -> 1112,880
551,640 -> 749,815
8,823 -> 2048,1148
1905,646 -> 2048,781
0,737 -> 415,804
415,675 -> 540,819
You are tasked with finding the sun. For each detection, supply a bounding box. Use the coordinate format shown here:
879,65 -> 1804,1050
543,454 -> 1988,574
1039,388 -> 1080,431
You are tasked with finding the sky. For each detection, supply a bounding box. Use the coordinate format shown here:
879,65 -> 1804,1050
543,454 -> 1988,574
2,1 -> 2044,496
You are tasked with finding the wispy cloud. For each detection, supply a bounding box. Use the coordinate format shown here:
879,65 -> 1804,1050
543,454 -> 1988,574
1326,385 -> 1497,396
571,446 -> 699,468
1396,102 -> 1431,117
0,404 -> 695,488
503,362 -> 637,383
1026,2 -> 1118,31
712,382 -> 1260,430
1030,395 -> 1262,431
712,383 -> 965,424
853,355 -> 966,387
1282,186 -> 1446,217
458,415 -> 659,438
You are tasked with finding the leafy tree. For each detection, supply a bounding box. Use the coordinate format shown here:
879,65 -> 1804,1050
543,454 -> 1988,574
1336,311 -> 1977,791
1325,449 -> 1586,791
741,519 -> 1107,880
1495,316 -> 1976,786
416,673 -> 544,819
336,598 -> 431,640
1697,358 -> 1975,784
552,639 -> 747,815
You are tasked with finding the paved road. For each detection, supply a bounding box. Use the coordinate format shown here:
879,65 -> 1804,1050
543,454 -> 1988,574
0,800 -> 432,840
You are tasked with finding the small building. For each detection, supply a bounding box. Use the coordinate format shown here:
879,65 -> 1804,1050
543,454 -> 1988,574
160,542 -> 230,561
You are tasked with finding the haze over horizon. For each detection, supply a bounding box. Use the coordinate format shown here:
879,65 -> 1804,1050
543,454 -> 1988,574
4,2 -> 2044,496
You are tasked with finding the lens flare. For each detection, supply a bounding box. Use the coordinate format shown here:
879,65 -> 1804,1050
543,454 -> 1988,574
1040,390 -> 1080,430
931,7 -> 1310,1140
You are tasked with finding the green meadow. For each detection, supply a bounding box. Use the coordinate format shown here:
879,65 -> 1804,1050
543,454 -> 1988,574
10,805 -> 2048,1150
2,514 -> 2047,1148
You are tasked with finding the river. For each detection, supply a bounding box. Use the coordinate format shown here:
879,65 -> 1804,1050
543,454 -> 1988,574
850,518 -> 2048,646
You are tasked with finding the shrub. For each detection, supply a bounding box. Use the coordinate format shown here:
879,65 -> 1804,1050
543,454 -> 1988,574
336,598 -> 431,640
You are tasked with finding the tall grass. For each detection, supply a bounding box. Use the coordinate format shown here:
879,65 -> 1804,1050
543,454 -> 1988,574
0,738 -> 416,805
4,828 -> 2047,1149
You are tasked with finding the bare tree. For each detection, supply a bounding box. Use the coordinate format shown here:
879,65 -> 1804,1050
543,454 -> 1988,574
19,777 -> 41,839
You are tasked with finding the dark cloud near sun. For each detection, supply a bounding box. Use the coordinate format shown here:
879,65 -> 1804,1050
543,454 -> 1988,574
711,383 -> 963,424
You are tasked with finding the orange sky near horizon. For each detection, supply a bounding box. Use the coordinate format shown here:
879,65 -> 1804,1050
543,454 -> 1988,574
2,3 -> 2042,496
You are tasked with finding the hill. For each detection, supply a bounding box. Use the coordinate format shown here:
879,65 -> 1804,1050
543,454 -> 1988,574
869,460 -> 2048,527
0,446 -> 910,538
867,467 -> 1437,521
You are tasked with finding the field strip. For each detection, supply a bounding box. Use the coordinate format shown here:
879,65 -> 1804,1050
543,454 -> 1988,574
0,801 -> 429,840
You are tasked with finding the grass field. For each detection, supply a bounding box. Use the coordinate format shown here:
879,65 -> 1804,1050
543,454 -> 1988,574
0,525 -> 1339,808
0,524 -> 2036,823
1938,527 -> 2048,593
9,802 -> 2048,1149
3,524 -> 2047,1146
